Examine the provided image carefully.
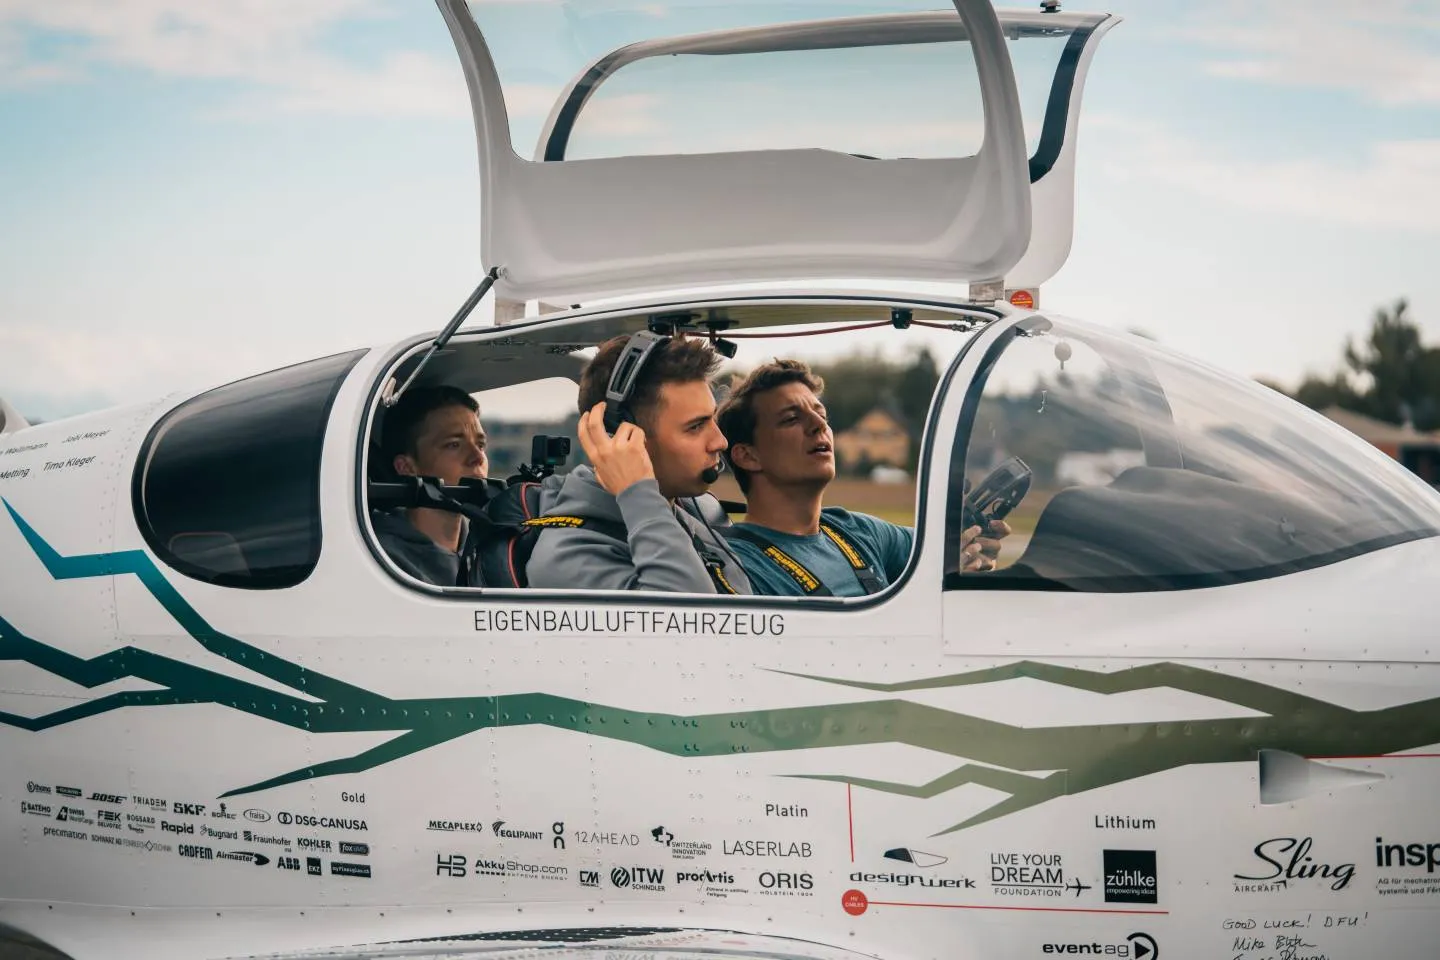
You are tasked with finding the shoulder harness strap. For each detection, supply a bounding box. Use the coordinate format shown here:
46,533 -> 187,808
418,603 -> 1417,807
524,514 -> 739,595
721,523 -> 883,596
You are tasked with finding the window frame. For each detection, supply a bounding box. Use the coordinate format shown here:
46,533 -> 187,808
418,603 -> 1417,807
132,350 -> 367,590
355,295 -> 997,609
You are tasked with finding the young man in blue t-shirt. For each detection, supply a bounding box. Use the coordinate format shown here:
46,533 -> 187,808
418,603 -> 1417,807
715,359 -> 1005,597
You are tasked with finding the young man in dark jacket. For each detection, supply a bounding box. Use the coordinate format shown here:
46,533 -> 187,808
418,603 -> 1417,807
371,385 -> 489,585
528,335 -> 750,594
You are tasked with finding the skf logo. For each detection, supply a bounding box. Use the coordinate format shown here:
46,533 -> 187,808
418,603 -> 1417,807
172,802 -> 205,816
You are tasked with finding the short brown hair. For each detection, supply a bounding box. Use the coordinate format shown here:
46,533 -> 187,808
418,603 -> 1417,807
381,385 -> 479,459
577,334 -> 722,423
716,359 -> 825,493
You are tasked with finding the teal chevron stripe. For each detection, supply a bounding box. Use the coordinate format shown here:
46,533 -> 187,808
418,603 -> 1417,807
4,501 -> 1440,833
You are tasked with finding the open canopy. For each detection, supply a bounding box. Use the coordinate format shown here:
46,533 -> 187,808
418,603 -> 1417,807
440,0 -> 1116,302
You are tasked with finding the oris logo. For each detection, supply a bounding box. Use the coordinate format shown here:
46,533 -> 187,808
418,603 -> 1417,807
760,871 -> 814,890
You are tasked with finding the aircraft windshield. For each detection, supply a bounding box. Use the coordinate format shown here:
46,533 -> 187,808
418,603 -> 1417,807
949,317 -> 1440,591
465,0 -> 1088,163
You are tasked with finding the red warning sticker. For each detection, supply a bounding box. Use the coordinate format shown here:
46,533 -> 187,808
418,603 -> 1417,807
1008,289 -> 1035,309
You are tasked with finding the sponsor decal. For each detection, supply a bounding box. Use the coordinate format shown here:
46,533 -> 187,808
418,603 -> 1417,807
132,795 -> 166,812
1233,838 -> 1352,893
297,837 -> 332,851
216,850 -> 270,866
95,809 -> 123,829
55,786 -> 81,798
652,825 -> 711,860
26,782 -> 52,794
210,803 -> 237,820
990,851 -> 1091,899
573,829 -> 640,846
758,870 -> 814,897
201,825 -> 239,840
242,829 -> 292,847
1095,815 -> 1156,830
55,806 -> 93,826
579,868 -> 600,888
1375,836 -> 1440,896
330,861 -> 372,878
276,812 -> 367,831
339,841 -> 369,856
276,855 -> 302,871
92,833 -> 170,852
436,854 -> 467,878
178,844 -> 214,860
306,857 -> 322,876
243,808 -> 272,823
22,802 -> 52,817
1042,933 -> 1158,958
42,826 -> 87,841
610,866 -> 665,892
886,848 -> 947,868
723,839 -> 811,858
160,821 -> 194,835
172,802 -> 205,817
848,870 -> 975,889
427,819 -> 485,833
470,857 -> 568,881
841,889 -> 868,916
1105,850 -> 1159,903
492,820 -> 544,840
126,813 -> 156,828
552,821 -> 566,851
341,791 -> 365,804
88,792 -> 125,805
764,803 -> 807,817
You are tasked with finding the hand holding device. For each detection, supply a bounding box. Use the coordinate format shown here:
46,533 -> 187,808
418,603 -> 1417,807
580,403 -> 656,496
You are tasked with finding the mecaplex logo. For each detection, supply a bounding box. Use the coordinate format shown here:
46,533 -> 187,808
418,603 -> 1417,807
849,870 -> 975,889
427,819 -> 485,833
885,847 -> 948,868
1043,933 -> 1158,959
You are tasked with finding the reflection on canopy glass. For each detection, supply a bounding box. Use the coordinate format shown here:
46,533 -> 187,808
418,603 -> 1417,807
466,0 -> 1079,162
948,317 -> 1440,591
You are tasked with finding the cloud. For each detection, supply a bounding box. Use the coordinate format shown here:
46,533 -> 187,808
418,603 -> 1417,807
1092,114 -> 1440,232
1177,0 -> 1440,105
0,0 -> 467,117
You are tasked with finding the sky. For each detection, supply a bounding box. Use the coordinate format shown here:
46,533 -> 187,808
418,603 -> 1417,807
0,0 -> 1437,422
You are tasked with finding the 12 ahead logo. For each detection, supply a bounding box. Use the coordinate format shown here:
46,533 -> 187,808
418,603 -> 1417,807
1043,932 -> 1158,958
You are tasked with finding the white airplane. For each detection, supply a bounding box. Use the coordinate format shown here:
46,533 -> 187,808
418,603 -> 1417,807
3,2 -> 1440,959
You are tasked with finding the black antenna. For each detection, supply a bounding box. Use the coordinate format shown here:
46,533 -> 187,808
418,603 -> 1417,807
386,266 -> 503,407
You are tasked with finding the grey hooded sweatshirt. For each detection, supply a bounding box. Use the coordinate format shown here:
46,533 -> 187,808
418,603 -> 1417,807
372,509 -> 477,586
527,464 -> 751,594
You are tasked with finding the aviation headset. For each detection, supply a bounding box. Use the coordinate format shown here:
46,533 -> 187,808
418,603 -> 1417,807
602,330 -> 726,484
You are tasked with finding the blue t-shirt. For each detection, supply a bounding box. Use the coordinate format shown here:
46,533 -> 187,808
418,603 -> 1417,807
726,507 -> 914,597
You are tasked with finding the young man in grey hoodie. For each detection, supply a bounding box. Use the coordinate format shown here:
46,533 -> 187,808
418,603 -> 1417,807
371,386 -> 489,585
528,335 -> 751,594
